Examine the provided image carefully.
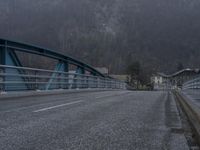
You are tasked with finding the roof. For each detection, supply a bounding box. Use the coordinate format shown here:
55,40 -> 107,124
95,67 -> 109,74
156,68 -> 200,78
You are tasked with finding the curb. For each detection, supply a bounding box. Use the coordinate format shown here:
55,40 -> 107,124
0,89 -> 123,100
173,90 -> 200,145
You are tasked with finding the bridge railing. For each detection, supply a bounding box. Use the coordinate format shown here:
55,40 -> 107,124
0,65 -> 126,92
182,76 -> 200,90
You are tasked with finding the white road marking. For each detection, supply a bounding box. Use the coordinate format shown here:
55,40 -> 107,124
0,97 -> 83,113
33,100 -> 83,113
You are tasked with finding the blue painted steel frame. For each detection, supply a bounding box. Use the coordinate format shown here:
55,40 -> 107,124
0,41 -> 29,91
0,38 -> 105,91
45,61 -> 69,90
0,38 -> 104,77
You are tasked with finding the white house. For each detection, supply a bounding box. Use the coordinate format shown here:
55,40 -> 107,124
151,73 -> 169,90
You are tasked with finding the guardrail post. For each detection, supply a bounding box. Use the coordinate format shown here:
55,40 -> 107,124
0,41 -> 6,92
35,70 -> 38,90
105,79 -> 108,89
0,68 -> 4,92
96,77 -> 98,88
84,76 -> 87,88
75,67 -> 85,89
86,76 -> 89,88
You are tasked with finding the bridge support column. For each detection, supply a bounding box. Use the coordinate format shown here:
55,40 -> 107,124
0,44 -> 5,92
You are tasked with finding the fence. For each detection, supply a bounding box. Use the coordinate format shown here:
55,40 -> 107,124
0,65 -> 126,92
182,76 -> 200,90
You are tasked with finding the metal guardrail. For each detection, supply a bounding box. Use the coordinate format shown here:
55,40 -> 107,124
0,65 -> 126,92
182,76 -> 200,90
177,76 -> 200,146
174,91 -> 200,145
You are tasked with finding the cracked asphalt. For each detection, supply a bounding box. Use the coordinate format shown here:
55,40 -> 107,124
0,90 -> 189,150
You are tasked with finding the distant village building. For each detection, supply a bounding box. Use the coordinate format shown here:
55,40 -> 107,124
94,67 -> 131,83
151,73 -> 169,90
151,68 -> 200,90
95,67 -> 109,76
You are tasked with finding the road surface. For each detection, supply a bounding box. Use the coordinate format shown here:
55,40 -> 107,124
0,90 -> 189,150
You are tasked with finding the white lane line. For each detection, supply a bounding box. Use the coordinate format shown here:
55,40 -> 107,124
33,100 -> 83,113
0,98 -> 83,113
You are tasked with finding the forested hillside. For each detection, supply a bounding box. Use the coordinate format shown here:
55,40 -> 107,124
1,0 -> 200,74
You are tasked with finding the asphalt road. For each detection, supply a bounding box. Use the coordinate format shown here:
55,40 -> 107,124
0,90 -> 189,150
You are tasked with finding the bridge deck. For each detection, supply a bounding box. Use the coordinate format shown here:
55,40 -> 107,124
0,91 -> 189,150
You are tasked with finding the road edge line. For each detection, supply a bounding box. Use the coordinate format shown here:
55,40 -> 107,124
0,89 -> 124,101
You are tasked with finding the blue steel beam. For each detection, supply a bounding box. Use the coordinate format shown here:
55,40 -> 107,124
76,67 -> 85,74
45,61 -> 69,90
0,45 -> 28,91
8,50 -> 23,67
0,39 -> 104,77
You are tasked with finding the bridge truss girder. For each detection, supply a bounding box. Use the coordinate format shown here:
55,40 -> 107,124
0,39 -> 105,91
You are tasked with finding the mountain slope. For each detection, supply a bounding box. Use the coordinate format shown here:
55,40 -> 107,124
0,0 -> 200,73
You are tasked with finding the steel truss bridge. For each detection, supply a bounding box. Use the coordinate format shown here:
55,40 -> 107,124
0,39 -> 126,92
2,39 -> 200,150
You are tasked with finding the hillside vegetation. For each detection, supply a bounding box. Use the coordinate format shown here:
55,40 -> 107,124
1,0 -> 200,74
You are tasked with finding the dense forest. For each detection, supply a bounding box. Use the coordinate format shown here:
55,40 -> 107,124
1,0 -> 200,74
